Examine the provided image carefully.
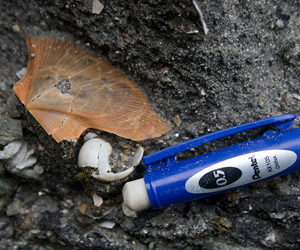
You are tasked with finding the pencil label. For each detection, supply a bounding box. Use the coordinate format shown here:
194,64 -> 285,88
185,150 -> 297,194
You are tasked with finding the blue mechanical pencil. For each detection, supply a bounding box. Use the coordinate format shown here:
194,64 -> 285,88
123,114 -> 300,211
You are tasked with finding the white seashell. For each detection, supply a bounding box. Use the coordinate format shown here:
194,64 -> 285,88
78,138 -> 112,173
83,132 -> 98,141
0,139 -> 43,178
78,138 -> 135,182
132,146 -> 144,167
91,167 -> 134,181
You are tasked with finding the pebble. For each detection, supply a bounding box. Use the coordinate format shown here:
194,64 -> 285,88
12,24 -> 20,33
173,115 -> 181,127
6,199 -> 22,216
276,19 -> 285,29
292,94 -> 300,101
149,241 -> 155,249
77,202 -> 88,215
123,221 -> 135,230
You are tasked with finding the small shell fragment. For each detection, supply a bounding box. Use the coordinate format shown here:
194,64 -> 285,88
98,221 -> 116,229
92,0 -> 104,14
16,67 -> 27,79
93,193 -> 103,207
83,132 -> 98,141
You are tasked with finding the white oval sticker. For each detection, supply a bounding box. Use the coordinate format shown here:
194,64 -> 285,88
185,150 -> 297,194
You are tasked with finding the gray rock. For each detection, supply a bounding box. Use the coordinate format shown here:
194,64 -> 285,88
0,178 -> 12,196
0,86 -> 21,119
0,163 -> 5,176
0,118 -> 22,146
0,216 -> 13,238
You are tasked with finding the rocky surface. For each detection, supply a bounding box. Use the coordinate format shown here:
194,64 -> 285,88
1,0 -> 300,249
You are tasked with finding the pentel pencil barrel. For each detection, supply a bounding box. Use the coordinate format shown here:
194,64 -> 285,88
123,114 -> 300,211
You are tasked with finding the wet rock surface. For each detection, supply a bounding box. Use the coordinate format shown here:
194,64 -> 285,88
1,0 -> 300,249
